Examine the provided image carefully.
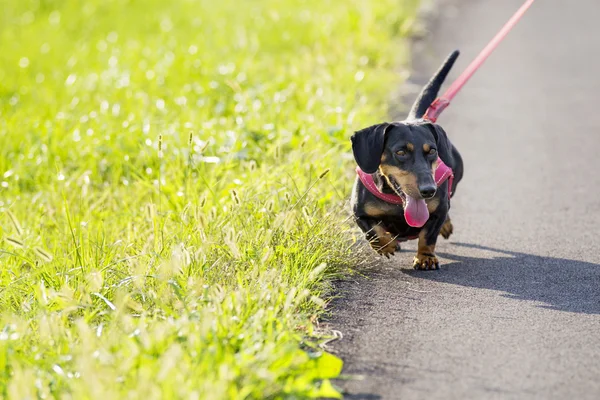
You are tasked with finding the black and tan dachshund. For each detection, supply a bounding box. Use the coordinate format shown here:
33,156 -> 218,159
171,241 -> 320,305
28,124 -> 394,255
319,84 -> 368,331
350,51 -> 464,270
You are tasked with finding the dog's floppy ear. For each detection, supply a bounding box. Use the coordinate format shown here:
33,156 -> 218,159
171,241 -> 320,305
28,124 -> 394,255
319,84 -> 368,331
427,123 -> 454,165
351,123 -> 390,174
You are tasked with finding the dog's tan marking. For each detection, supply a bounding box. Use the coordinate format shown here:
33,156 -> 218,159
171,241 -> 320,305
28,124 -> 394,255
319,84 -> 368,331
413,230 -> 439,270
364,202 -> 401,217
423,143 -> 431,153
379,165 -> 410,178
379,165 -> 419,197
406,142 -> 414,152
426,196 -> 440,213
370,225 -> 397,257
364,203 -> 386,217
381,152 -> 388,162
439,216 -> 453,239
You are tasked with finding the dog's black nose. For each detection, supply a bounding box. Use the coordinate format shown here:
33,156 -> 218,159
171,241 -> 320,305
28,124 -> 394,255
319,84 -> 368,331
419,185 -> 437,199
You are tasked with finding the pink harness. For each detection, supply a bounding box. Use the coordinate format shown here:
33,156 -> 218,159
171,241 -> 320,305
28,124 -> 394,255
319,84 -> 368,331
356,158 -> 454,206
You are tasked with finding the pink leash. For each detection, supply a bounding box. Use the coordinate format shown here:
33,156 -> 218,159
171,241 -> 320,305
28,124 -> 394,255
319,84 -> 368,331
424,0 -> 536,122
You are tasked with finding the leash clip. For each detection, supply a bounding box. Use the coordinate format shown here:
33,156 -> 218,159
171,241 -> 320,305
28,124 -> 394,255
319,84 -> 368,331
423,98 -> 450,123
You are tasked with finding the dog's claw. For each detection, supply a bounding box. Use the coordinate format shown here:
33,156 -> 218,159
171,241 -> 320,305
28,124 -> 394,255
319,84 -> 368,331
412,254 -> 440,270
378,245 -> 394,258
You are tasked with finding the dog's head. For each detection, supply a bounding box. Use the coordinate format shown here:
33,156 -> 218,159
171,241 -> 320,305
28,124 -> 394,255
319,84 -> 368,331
351,50 -> 460,200
351,121 -> 452,201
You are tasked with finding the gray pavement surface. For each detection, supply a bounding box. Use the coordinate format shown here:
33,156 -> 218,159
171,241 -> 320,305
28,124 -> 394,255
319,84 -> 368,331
329,0 -> 600,398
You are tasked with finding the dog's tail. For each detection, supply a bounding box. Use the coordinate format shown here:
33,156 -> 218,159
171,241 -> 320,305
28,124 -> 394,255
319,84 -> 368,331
407,50 -> 460,120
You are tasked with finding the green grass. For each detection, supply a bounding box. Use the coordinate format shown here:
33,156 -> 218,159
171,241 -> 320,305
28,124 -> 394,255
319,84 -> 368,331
0,0 -> 418,397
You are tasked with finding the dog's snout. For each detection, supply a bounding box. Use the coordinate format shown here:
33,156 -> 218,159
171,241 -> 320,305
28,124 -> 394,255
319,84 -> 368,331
419,185 -> 437,199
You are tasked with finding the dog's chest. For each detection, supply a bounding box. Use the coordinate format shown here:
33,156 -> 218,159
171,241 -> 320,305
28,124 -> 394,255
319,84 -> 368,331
363,200 -> 404,218
381,216 -> 422,241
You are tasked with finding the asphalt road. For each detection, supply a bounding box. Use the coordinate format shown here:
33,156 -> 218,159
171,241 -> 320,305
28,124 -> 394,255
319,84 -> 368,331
329,1 -> 600,398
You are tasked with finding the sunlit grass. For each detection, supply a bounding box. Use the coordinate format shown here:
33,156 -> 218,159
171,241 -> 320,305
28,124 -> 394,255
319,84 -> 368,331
0,0 -> 418,397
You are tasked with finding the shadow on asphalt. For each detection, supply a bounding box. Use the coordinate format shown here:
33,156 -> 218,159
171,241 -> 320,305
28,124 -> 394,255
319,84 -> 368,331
342,392 -> 382,400
404,242 -> 600,315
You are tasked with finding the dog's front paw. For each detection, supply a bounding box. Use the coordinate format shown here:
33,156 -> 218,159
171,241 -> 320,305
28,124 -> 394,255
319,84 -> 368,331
439,217 -> 453,239
371,236 -> 397,258
369,225 -> 398,258
413,253 -> 439,270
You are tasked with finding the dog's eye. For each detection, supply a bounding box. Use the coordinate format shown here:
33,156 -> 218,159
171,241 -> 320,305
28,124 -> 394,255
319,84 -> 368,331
428,148 -> 437,156
396,150 -> 406,156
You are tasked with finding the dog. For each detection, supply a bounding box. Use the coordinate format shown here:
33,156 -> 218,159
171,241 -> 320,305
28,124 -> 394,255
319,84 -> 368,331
350,51 -> 464,270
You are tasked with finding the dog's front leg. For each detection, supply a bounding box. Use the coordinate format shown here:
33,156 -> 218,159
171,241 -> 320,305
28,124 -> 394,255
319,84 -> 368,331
413,212 -> 447,270
355,217 -> 398,258
439,215 -> 453,239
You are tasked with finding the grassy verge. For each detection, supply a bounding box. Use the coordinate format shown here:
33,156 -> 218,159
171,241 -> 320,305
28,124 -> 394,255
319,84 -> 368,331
0,0 -> 418,397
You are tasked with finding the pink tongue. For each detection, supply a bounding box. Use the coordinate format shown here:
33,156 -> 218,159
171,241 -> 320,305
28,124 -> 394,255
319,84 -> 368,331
404,195 -> 430,227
